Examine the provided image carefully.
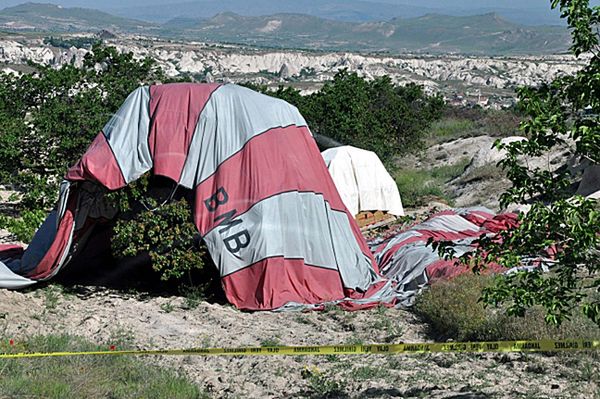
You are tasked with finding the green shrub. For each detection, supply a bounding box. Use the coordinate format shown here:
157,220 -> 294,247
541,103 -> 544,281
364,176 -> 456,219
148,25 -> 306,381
426,118 -> 476,142
253,70 -> 445,166
0,45 -> 167,213
395,160 -> 468,207
0,334 -> 206,399
414,274 -> 600,342
0,209 -> 47,242
112,198 -> 205,281
107,175 -> 221,299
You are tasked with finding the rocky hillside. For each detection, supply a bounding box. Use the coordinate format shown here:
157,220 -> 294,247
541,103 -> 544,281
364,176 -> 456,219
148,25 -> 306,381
0,33 -> 585,109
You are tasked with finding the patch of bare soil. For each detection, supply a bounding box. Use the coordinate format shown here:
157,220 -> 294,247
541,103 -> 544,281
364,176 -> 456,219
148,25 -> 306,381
0,287 -> 597,399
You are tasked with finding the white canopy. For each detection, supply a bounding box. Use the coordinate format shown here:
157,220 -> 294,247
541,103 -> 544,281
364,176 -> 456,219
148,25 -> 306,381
322,146 -> 404,216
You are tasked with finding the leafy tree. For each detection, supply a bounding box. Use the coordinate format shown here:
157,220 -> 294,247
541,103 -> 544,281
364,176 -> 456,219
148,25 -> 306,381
251,71 -> 445,166
436,0 -> 600,325
0,44 -> 166,212
109,175 -> 208,282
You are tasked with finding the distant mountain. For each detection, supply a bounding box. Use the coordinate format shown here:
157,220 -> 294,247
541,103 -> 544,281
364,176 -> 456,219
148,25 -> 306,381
113,0 -> 437,24
0,2 -> 157,32
110,0 -> 566,26
162,12 -> 570,55
0,3 -> 571,55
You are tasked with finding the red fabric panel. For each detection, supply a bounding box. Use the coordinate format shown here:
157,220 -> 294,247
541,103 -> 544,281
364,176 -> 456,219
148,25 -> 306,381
0,244 -> 24,259
426,259 -> 505,283
339,280 -> 393,310
193,125 -> 376,266
148,83 -> 221,182
26,199 -> 76,280
377,230 -> 480,270
482,213 -> 519,233
194,125 -> 344,233
415,228 -> 480,241
66,132 -> 126,190
221,258 -> 346,310
425,259 -> 470,281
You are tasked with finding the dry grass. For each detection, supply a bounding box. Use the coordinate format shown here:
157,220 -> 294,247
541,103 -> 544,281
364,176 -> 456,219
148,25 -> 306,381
414,274 -> 600,342
0,334 -> 205,399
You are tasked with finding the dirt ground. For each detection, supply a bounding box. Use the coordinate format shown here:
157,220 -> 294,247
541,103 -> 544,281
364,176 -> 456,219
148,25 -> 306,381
0,285 -> 597,399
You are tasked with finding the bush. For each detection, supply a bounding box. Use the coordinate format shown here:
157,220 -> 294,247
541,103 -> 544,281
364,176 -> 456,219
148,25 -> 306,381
414,274 -> 600,342
109,175 -> 216,286
395,160 -> 468,207
112,199 -> 206,282
253,70 -> 445,166
0,45 -> 167,213
0,209 -> 46,242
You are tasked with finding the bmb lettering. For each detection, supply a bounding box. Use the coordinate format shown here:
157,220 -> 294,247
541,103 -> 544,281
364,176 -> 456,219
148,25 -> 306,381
204,187 -> 251,254
204,187 -> 229,212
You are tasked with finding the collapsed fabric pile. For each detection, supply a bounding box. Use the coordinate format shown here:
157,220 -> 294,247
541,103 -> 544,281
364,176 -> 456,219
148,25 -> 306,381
0,83 -> 520,311
370,207 -> 519,306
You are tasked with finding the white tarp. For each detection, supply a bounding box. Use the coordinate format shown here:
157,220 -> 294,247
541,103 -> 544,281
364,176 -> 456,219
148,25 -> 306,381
322,146 -> 404,216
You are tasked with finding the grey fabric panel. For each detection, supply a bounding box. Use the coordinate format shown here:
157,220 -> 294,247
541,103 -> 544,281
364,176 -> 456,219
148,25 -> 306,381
381,235 -> 479,284
577,165 -> 600,197
374,230 -> 423,265
0,261 -> 35,288
179,84 -> 308,188
415,214 -> 479,233
327,206 -> 380,291
382,243 -> 439,284
57,180 -> 70,223
203,191 -> 377,291
103,86 -> 152,183
456,206 -> 495,216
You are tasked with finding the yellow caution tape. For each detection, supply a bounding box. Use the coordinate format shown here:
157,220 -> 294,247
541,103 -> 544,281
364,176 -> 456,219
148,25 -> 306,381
0,339 -> 598,359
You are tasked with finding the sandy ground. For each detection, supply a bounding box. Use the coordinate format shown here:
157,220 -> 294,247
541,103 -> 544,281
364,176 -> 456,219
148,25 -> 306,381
0,286 -> 598,399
